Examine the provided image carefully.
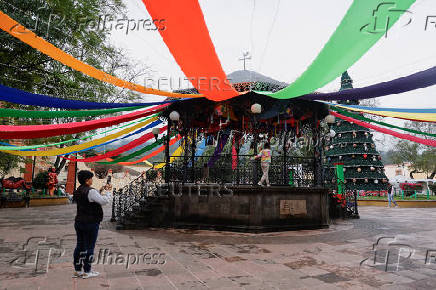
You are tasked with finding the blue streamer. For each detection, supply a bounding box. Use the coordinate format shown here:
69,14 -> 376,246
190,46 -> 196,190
0,84 -> 183,109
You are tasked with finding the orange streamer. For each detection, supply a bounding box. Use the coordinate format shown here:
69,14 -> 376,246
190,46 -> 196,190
0,10 -> 200,99
143,0 -> 239,101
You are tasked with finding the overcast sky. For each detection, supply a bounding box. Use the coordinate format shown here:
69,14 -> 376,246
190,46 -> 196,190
109,0 -> 436,150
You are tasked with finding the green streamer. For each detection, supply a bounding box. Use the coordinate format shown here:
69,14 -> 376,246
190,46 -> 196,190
330,106 -> 436,138
267,0 -> 416,99
0,106 -> 147,118
99,135 -> 167,164
0,115 -> 155,150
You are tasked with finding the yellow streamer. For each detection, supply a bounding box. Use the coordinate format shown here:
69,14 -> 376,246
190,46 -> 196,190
0,11 -> 201,99
336,105 -> 436,122
1,117 -> 157,156
154,145 -> 184,169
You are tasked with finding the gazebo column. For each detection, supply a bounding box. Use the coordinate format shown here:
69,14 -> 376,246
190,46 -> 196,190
190,129 -> 196,183
165,123 -> 171,184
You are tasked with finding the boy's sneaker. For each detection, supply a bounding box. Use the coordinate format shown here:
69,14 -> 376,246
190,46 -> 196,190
82,271 -> 100,279
72,271 -> 83,278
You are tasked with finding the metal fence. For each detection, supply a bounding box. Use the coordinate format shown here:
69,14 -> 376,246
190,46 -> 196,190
153,154 -> 318,187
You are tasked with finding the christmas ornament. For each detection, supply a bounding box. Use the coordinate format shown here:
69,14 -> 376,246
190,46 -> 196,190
363,154 -> 368,159
353,143 -> 357,148
370,166 -> 375,171
371,144 -> 375,148
357,167 -> 362,172
352,154 -> 355,158
364,132 -> 369,138
338,133 -> 342,138
352,178 -> 357,183
374,179 -> 379,184
378,155 -> 382,161
352,131 -> 357,138
372,156 -> 377,161
330,145 -> 334,149
339,156 -> 342,160
364,178 -> 368,183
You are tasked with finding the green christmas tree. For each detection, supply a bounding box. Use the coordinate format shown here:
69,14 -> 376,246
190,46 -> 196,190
325,72 -> 388,192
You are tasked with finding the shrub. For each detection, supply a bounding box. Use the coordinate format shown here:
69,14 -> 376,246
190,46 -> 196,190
33,172 -> 49,190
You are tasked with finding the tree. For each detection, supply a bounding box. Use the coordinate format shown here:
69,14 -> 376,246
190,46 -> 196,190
324,72 -> 388,191
0,0 -> 152,174
387,121 -> 435,179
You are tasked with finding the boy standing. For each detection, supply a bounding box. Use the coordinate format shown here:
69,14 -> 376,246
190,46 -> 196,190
72,170 -> 109,279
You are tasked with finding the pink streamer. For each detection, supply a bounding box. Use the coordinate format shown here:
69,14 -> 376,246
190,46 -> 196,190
331,111 -> 436,147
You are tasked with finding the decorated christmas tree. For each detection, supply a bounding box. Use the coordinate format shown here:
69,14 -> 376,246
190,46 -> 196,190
324,72 -> 389,192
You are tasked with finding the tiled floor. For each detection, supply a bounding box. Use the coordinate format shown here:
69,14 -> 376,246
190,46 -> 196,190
1,204 -> 436,289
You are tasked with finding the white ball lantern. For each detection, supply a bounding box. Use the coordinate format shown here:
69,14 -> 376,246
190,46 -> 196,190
325,114 -> 335,124
251,103 -> 262,114
169,111 -> 180,121
329,129 -> 336,138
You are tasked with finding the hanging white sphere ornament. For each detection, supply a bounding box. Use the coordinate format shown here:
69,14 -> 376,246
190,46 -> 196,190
374,179 -> 379,184
169,111 -> 180,121
365,178 -> 369,183
353,143 -> 357,148
339,156 -> 342,160
330,145 -> 334,149
343,167 -> 346,172
329,129 -> 336,138
370,166 -> 375,171
251,103 -> 262,114
325,114 -> 335,124
338,133 -> 342,138
352,178 -> 357,183
357,167 -> 362,172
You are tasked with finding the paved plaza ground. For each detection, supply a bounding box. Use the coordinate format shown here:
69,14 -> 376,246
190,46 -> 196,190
0,204 -> 435,289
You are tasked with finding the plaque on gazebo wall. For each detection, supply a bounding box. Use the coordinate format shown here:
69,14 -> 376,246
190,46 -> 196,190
280,200 -> 307,218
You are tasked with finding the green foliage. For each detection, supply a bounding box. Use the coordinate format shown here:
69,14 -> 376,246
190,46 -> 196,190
33,171 -> 48,189
0,152 -> 21,177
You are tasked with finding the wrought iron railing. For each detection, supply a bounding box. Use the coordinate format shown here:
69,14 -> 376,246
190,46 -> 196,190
111,174 -> 157,223
152,154 -> 318,187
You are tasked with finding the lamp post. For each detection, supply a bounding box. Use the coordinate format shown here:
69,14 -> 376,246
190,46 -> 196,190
165,111 -> 180,183
251,104 -> 261,185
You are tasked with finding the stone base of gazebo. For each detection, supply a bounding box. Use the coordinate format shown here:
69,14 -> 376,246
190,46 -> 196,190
157,185 -> 329,233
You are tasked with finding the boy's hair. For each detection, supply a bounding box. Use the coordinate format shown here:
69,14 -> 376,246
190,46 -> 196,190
264,142 -> 271,149
77,170 -> 94,185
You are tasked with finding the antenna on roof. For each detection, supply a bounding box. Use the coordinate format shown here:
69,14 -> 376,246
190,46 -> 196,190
239,51 -> 251,71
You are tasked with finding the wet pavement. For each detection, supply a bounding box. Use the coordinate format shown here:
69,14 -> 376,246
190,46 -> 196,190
0,204 -> 435,289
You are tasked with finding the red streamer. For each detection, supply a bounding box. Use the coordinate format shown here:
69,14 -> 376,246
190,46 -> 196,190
331,111 -> 436,147
142,0 -> 239,101
0,104 -> 168,139
63,126 -> 168,162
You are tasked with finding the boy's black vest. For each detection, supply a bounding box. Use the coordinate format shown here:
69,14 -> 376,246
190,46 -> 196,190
73,185 -> 103,223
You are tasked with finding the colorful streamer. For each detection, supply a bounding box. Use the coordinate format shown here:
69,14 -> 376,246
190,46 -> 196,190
268,0 -> 416,99
154,143 -> 184,169
0,105 -> 146,118
0,11 -> 201,99
117,135 -> 182,165
208,133 -> 229,167
0,117 -> 158,156
333,104 -> 436,123
330,111 -> 436,147
0,84 -> 179,109
0,104 -> 167,139
334,104 -> 436,114
142,0 -> 239,101
0,116 -> 153,151
330,107 -> 436,138
64,120 -> 162,155
302,66 -> 436,101
62,126 -> 169,162
100,133 -> 170,164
